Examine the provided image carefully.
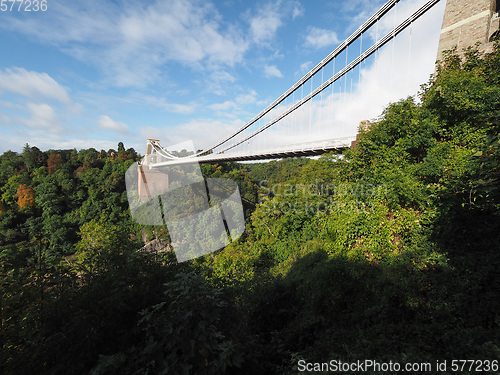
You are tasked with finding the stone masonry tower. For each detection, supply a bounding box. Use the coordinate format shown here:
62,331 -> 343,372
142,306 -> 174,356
437,0 -> 499,61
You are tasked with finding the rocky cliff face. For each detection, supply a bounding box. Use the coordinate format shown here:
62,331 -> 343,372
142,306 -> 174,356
139,237 -> 174,254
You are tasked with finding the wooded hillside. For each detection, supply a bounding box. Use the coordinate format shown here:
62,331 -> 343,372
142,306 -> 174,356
1,45 -> 499,374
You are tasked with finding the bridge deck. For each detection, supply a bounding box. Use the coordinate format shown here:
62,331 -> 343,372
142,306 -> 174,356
146,137 -> 356,167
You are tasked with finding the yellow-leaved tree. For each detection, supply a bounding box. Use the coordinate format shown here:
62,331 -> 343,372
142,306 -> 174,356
15,184 -> 35,210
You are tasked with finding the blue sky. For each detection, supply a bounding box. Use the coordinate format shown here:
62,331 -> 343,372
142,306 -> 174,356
0,0 -> 446,155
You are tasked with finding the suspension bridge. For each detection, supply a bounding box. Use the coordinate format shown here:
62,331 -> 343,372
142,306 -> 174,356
127,0 -> 499,261
141,0 -> 499,167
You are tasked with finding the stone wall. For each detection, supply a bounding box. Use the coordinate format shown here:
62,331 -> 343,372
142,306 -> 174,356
437,0 -> 499,61
351,120 -> 372,149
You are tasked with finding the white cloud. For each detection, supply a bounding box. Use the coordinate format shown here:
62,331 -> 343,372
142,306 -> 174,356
236,90 -> 258,105
247,0 -> 302,45
139,125 -> 166,144
264,65 -> 283,78
249,5 -> 283,44
165,103 -> 197,115
0,68 -> 72,104
208,90 -> 258,115
209,101 -> 237,111
205,70 -> 238,96
304,27 -> 340,49
299,61 -> 313,74
292,4 -> 304,20
208,89 -> 258,116
98,115 -> 129,133
0,113 -> 11,125
142,96 -> 197,114
209,70 -> 237,85
17,103 -> 65,134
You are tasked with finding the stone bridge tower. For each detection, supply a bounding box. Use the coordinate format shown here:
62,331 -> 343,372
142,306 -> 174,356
437,0 -> 499,61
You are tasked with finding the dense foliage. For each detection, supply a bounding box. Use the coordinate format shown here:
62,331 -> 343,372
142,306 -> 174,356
1,45 -> 499,374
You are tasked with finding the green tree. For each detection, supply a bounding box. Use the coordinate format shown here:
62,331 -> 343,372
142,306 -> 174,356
78,148 -> 99,169
117,142 -> 125,153
0,150 -> 23,186
22,144 -> 46,173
